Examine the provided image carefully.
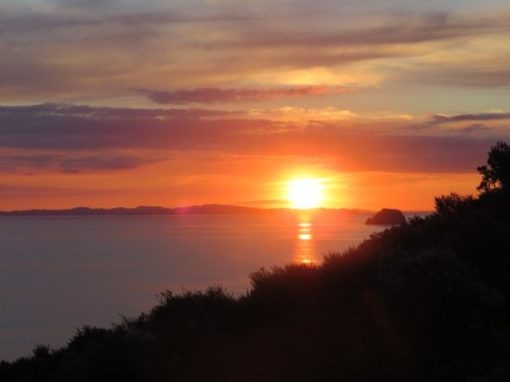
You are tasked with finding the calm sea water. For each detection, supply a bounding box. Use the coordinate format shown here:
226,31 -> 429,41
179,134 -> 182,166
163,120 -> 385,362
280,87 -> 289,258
0,212 -> 385,360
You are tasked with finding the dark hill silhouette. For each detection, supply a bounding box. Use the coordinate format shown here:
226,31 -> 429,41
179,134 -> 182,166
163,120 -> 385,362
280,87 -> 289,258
366,208 -> 406,225
0,206 -> 171,216
2,142 -> 510,381
0,204 -> 370,217
0,204 -> 259,216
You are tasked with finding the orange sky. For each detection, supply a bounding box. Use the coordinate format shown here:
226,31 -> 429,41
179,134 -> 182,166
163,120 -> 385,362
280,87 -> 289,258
1,1 -> 509,210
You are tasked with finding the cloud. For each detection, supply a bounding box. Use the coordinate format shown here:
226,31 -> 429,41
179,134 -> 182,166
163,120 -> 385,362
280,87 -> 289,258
0,4 -> 250,39
403,66 -> 510,88
218,12 -> 510,49
57,154 -> 163,173
440,69 -> 510,88
0,103 -> 257,150
0,103 -> 506,174
0,103 -> 239,119
457,124 -> 491,134
0,151 -> 166,173
420,112 -> 510,136
135,86 -> 355,104
430,112 -> 510,124
2,5 -> 510,102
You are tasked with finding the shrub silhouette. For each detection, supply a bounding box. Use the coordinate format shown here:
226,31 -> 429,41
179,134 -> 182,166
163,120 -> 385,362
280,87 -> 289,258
2,142 -> 510,381
434,193 -> 475,216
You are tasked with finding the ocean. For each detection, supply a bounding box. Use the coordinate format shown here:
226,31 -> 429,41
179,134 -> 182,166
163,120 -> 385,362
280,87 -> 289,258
0,211 -> 387,360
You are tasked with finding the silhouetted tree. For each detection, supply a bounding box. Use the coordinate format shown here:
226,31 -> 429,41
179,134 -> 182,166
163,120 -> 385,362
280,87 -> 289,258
477,141 -> 510,193
434,193 -> 474,216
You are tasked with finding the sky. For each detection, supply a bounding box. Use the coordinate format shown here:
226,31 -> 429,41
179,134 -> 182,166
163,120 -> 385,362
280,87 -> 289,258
1,0 -> 510,210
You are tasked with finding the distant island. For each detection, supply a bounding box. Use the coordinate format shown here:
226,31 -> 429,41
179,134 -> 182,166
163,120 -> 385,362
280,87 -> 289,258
365,208 -> 407,225
0,204 -> 373,217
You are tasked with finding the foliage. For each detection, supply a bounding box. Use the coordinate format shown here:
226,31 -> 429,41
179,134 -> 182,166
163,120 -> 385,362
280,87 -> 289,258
434,193 -> 475,216
478,141 -> 510,193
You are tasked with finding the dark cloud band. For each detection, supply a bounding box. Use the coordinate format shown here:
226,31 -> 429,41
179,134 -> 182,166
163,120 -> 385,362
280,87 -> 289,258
0,103 -> 505,173
135,86 -> 354,105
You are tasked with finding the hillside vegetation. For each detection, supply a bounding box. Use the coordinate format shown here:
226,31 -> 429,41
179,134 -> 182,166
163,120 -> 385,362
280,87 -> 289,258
2,143 -> 510,381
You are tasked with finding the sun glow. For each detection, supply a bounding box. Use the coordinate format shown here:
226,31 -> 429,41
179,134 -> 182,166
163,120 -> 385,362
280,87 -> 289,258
287,178 -> 325,209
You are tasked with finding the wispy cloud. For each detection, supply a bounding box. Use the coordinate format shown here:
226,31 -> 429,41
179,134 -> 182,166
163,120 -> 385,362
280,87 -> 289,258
217,12 -> 510,49
0,151 -> 167,173
135,86 -> 355,104
457,124 -> 491,134
430,112 -> 510,124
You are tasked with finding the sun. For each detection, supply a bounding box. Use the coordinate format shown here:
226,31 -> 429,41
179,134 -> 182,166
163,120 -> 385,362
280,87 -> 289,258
287,178 -> 324,209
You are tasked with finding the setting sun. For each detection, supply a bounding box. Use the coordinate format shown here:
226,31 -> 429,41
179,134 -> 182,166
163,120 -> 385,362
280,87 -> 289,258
287,179 -> 325,209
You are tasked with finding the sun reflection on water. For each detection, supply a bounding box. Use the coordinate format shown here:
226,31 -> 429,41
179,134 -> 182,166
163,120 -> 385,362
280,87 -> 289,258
298,233 -> 312,241
294,214 -> 318,265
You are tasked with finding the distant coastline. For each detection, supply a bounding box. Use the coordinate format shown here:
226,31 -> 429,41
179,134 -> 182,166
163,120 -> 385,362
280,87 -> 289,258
0,204 -> 257,217
0,204 -> 430,217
